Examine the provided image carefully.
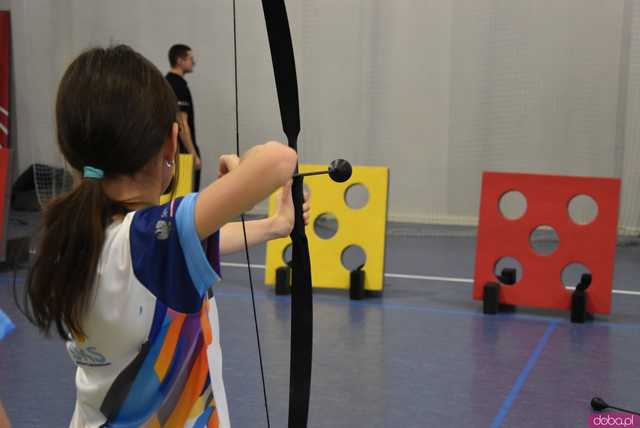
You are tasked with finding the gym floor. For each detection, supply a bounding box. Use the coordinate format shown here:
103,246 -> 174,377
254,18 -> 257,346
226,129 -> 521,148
1,217 -> 639,427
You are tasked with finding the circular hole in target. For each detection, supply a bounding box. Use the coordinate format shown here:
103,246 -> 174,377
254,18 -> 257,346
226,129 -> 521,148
529,225 -> 559,256
341,245 -> 367,271
561,262 -> 592,290
493,257 -> 523,285
282,244 -> 292,265
498,190 -> 527,220
568,194 -> 598,225
313,213 -> 338,239
344,183 -> 369,209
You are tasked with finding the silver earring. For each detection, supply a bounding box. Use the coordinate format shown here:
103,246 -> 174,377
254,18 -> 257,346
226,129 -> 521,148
165,160 -> 174,168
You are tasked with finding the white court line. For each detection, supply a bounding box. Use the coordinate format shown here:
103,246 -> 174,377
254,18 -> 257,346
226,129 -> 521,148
219,262 -> 640,296
384,273 -> 473,283
0,106 -> 8,116
564,286 -> 640,296
608,289 -> 640,296
222,262 -> 266,269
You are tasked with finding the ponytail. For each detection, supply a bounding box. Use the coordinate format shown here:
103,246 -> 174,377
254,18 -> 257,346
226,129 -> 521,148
23,179 -> 127,340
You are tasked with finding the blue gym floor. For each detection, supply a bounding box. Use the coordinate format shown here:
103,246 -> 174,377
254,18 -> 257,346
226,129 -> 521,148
1,220 -> 639,427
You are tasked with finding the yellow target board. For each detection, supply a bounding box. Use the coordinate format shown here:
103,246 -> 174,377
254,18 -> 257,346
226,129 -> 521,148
265,164 -> 388,292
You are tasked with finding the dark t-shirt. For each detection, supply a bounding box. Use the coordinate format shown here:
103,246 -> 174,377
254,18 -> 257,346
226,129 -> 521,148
165,72 -> 198,154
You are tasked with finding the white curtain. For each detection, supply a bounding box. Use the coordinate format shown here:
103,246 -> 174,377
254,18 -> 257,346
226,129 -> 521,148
6,0 -> 640,231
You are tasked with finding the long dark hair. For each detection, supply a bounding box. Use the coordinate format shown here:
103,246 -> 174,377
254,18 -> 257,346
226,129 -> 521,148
23,45 -> 178,340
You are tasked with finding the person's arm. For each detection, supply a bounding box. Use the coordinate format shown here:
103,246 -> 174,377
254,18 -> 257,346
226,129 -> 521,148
177,112 -> 201,170
219,180 -> 310,255
195,141 -> 297,240
219,218 -> 279,255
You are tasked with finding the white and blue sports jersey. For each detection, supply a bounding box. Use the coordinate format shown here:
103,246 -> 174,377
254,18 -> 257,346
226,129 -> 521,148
67,193 -> 230,428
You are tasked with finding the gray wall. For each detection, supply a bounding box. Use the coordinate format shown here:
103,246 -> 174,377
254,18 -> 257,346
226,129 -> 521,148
5,0 -> 640,230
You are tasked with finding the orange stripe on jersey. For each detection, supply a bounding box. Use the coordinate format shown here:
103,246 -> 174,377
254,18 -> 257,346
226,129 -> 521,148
154,313 -> 186,380
164,348 -> 209,426
208,408 -> 220,428
145,415 -> 162,428
187,386 -> 210,420
200,300 -> 212,346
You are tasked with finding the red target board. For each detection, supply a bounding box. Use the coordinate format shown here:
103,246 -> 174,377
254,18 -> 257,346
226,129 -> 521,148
473,172 -> 620,315
0,12 -> 9,262
0,11 -> 9,148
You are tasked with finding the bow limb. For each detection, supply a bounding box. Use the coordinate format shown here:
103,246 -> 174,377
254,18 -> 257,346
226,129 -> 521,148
261,1 -> 313,427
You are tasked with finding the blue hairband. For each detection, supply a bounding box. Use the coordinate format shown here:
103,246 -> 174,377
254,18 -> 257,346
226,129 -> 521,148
83,166 -> 104,179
